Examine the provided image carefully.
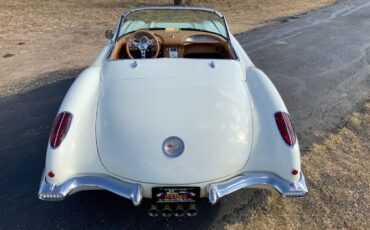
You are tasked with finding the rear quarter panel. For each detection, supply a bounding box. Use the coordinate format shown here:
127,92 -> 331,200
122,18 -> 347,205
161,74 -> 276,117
243,67 -> 301,183
45,66 -> 108,185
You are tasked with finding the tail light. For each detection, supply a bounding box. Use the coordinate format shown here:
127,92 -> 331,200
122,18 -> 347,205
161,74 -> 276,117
274,112 -> 296,146
50,112 -> 72,148
48,171 -> 55,178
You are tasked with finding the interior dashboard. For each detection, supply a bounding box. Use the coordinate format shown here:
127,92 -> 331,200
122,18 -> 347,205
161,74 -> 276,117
110,29 -> 237,60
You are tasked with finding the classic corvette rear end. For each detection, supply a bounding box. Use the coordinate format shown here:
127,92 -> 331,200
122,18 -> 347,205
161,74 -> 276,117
39,6 -> 307,217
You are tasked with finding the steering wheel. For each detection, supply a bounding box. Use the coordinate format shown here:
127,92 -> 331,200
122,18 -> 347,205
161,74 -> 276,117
126,30 -> 160,59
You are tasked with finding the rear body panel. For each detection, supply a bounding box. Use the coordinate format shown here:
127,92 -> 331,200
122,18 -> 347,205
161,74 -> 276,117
96,59 -> 253,184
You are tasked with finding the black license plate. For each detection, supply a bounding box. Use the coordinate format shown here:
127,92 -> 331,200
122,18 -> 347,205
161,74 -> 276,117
152,187 -> 200,204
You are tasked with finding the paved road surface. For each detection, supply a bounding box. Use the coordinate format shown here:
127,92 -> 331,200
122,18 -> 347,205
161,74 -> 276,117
0,0 -> 369,229
240,0 -> 370,149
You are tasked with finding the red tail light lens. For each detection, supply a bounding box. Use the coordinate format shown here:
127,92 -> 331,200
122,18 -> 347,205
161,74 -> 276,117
291,169 -> 299,175
48,171 -> 55,178
275,112 -> 296,146
50,112 -> 72,148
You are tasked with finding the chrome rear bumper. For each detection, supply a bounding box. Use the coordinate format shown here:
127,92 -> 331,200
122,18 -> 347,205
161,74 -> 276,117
207,172 -> 308,204
38,171 -> 307,206
38,172 -> 143,206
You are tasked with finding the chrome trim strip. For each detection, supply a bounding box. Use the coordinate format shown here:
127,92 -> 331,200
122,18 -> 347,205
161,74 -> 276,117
122,6 -> 224,18
38,172 -> 143,206
207,172 -> 308,204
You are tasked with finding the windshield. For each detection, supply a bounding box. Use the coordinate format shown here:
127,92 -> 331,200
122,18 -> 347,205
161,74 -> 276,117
118,9 -> 228,39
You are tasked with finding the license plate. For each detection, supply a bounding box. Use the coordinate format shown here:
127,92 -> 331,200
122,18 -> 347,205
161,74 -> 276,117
152,187 -> 200,203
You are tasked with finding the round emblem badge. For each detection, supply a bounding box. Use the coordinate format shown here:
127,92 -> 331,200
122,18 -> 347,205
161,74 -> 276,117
162,136 -> 185,157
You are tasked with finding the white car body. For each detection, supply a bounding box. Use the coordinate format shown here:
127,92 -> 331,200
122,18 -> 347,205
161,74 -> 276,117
39,6 -> 307,210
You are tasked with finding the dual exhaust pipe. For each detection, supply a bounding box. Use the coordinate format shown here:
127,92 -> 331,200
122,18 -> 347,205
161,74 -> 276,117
148,204 -> 197,217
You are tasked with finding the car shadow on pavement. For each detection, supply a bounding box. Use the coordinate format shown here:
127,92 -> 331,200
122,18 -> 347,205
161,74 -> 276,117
0,68 -> 268,229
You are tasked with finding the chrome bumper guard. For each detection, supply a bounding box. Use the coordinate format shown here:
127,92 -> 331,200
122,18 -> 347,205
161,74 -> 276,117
38,172 -> 143,206
39,172 -> 307,206
207,172 -> 308,204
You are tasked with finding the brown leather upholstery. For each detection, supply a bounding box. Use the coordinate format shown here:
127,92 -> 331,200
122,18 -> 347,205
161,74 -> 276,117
111,37 -> 127,60
109,29 -> 236,60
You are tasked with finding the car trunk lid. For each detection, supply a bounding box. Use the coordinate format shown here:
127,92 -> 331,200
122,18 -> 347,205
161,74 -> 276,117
96,59 -> 252,184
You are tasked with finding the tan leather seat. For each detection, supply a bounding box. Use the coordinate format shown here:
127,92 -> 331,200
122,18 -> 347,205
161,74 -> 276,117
110,38 -> 126,60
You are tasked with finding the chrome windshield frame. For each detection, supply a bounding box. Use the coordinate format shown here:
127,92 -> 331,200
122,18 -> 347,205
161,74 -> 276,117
115,6 -> 232,42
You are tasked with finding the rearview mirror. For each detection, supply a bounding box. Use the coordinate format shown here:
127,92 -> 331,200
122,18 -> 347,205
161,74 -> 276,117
105,30 -> 114,40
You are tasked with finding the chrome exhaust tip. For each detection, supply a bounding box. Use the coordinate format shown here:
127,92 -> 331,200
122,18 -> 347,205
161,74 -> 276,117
148,204 -> 160,217
174,204 -> 185,217
162,204 -> 172,217
186,203 -> 197,217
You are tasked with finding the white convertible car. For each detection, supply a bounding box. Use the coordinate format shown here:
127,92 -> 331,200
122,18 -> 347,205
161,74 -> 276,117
38,6 -> 307,217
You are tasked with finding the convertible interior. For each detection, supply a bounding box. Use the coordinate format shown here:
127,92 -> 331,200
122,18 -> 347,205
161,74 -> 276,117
110,28 -> 237,60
